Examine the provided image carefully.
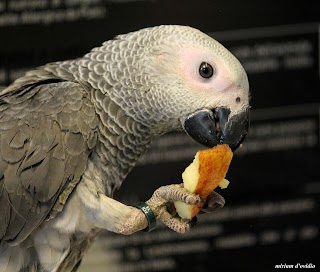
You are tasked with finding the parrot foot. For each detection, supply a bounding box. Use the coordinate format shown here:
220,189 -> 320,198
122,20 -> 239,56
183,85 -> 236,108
146,184 -> 201,233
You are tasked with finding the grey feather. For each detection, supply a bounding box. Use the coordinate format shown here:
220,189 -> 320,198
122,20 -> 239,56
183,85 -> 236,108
0,79 -> 99,246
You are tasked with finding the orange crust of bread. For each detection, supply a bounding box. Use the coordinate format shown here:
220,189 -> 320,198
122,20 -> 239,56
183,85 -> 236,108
194,144 -> 233,199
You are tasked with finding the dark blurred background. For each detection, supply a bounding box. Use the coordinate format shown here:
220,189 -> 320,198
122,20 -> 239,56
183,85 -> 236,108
1,0 -> 319,271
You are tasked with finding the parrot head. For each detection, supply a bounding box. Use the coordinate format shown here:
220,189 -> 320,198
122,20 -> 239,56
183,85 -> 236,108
143,25 -> 250,151
84,25 -> 250,151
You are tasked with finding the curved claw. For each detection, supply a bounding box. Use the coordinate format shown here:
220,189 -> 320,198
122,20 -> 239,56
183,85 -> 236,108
200,191 -> 225,214
189,216 -> 198,228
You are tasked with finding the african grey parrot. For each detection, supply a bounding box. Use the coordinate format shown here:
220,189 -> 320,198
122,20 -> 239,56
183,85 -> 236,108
0,25 -> 249,271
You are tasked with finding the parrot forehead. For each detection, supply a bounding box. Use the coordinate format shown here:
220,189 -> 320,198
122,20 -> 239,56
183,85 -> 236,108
116,25 -> 217,49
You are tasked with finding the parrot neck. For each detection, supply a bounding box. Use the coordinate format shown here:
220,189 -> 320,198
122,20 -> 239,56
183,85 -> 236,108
89,87 -> 156,195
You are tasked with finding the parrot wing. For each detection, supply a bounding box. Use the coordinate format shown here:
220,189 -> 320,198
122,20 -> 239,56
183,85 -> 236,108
0,70 -> 98,244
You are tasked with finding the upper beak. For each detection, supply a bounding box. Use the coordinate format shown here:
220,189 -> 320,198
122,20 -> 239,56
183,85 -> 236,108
181,107 -> 250,151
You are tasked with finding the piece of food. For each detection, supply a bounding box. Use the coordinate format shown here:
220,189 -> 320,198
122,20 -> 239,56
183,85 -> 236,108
174,144 -> 233,219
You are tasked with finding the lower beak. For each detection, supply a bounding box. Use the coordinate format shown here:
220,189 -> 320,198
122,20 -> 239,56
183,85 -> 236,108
181,107 -> 249,151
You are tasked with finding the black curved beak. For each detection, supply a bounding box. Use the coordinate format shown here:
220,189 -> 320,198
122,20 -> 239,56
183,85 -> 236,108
181,107 -> 250,151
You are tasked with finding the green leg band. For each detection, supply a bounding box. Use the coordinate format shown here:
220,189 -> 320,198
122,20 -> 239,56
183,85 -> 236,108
134,202 -> 157,232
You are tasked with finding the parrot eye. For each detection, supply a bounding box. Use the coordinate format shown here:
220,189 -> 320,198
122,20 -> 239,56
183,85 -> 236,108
199,62 -> 214,79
